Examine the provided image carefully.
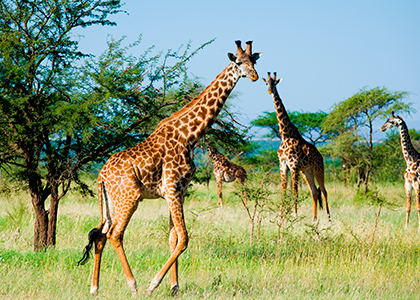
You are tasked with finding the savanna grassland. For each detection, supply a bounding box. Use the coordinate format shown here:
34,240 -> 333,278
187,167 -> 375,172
1,179 -> 420,300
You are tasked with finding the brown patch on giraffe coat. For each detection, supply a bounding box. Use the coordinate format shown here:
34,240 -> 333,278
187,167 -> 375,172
207,98 -> 216,107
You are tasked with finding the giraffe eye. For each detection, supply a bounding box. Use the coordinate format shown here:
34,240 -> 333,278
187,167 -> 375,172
236,60 -> 243,66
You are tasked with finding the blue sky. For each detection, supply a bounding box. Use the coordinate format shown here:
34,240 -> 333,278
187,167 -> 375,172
75,0 -> 420,139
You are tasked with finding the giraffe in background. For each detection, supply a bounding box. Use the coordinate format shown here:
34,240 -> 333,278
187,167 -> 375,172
78,41 -> 261,296
263,72 -> 331,222
207,145 -> 247,206
381,112 -> 420,230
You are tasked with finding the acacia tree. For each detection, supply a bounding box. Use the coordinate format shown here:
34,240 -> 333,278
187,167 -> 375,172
0,0 -> 212,250
322,86 -> 413,193
251,110 -> 330,145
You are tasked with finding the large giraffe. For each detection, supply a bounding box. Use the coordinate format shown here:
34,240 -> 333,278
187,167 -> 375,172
207,145 -> 247,206
262,72 -> 330,222
381,112 -> 420,230
78,41 -> 261,296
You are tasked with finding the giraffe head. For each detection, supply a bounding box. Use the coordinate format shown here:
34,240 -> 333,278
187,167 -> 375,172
262,72 -> 283,94
207,145 -> 218,157
381,112 -> 403,132
227,40 -> 261,82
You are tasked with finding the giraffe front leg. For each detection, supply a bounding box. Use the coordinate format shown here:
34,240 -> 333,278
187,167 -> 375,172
290,170 -> 299,217
169,214 -> 179,295
145,194 -> 189,295
108,225 -> 138,295
216,179 -> 223,206
279,159 -> 289,193
404,181 -> 412,230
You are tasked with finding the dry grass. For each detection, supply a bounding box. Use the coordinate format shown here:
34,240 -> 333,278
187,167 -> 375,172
1,180 -> 420,299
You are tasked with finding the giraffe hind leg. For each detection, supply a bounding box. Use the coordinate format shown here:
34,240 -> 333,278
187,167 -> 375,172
316,187 -> 323,209
90,232 -> 107,296
108,216 -> 138,295
301,170 -> 318,222
414,185 -> 420,232
314,169 -> 331,222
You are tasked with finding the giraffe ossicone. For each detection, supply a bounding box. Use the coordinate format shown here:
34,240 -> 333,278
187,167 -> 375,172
78,40 -> 261,296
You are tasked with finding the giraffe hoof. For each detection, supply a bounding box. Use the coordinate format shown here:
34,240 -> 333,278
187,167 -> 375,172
170,285 -> 179,296
144,288 -> 153,296
90,286 -> 98,296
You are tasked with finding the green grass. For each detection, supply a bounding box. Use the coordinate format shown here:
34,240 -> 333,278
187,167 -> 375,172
1,181 -> 420,299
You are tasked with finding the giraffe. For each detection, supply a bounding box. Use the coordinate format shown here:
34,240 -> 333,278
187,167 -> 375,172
381,112 -> 420,230
78,41 -> 261,296
207,145 -> 247,206
262,72 -> 331,222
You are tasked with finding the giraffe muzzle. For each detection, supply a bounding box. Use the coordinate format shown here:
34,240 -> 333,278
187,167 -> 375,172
249,72 -> 259,82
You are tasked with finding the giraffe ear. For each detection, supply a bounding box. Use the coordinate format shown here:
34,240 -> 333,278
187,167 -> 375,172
262,78 -> 267,83
276,78 -> 283,84
252,52 -> 262,63
228,53 -> 237,62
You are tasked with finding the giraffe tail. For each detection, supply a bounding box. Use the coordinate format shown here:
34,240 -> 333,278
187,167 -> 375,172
77,181 -> 109,266
77,227 -> 102,266
317,187 -> 323,210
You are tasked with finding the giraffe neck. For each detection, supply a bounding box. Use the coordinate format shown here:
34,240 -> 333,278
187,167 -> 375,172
158,62 -> 240,148
397,121 -> 420,164
271,87 -> 299,140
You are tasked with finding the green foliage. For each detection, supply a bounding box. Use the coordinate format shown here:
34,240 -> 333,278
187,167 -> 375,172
233,170 -> 275,243
288,110 -> 330,144
266,189 -> 303,244
244,148 -> 280,172
251,110 -> 330,145
251,111 -> 281,139
322,86 -> 412,133
322,86 -> 413,192
0,0 -> 215,249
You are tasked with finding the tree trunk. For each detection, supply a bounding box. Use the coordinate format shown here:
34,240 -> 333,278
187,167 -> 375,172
31,193 -> 49,251
47,184 -> 60,246
364,167 -> 371,195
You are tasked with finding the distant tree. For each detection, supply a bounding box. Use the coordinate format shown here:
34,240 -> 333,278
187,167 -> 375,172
243,148 -> 280,172
0,0 -> 213,250
322,86 -> 413,193
251,110 -> 330,145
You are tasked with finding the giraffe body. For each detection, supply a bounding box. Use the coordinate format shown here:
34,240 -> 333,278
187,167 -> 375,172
381,112 -> 420,230
207,145 -> 247,205
79,41 -> 261,296
263,72 -> 331,221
